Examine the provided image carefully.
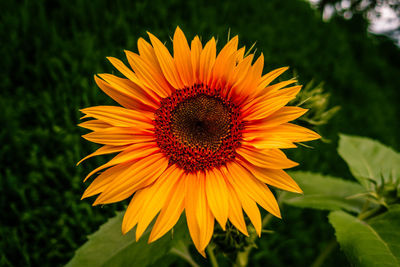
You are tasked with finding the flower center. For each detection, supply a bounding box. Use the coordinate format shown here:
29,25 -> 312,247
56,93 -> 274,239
154,84 -> 243,172
171,95 -> 230,152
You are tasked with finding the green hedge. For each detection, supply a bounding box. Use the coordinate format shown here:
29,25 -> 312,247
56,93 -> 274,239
1,0 -> 399,266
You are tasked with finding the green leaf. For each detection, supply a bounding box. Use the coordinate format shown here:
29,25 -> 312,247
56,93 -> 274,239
329,210 -> 400,267
338,134 -> 400,189
66,211 -> 190,267
282,171 -> 366,212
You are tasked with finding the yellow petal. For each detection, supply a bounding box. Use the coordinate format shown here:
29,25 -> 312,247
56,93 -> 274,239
205,168 -> 229,230
228,54 -> 254,93
199,37 -> 216,85
138,37 -> 159,63
270,123 -> 321,142
185,173 -> 202,253
173,26 -> 194,87
82,127 -> 155,146
246,106 -> 308,130
83,142 -> 158,181
229,178 -> 262,236
78,120 -> 111,131
237,146 -> 298,169
106,57 -> 146,88
220,166 -> 249,236
80,106 -> 153,128
227,162 -> 281,218
135,166 -> 185,241
98,73 -> 160,109
245,123 -> 320,148
196,172 -> 214,251
256,66 -> 289,94
190,36 -> 203,83
243,86 -> 301,121
210,36 -> 238,89
239,160 -> 302,193
148,31 -> 184,89
124,50 -> 171,98
137,37 -> 170,92
235,46 -> 246,62
122,188 -> 151,234
77,144 -> 129,166
263,80 -> 298,94
149,173 -> 186,242
93,153 -> 168,205
242,133 -> 297,149
94,75 -> 155,111
82,162 -> 132,199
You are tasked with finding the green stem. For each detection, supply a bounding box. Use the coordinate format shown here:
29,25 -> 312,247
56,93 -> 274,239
358,206 -> 382,220
170,240 -> 200,267
262,213 -> 273,228
234,193 -> 285,267
206,245 -> 219,267
235,247 -> 251,267
310,238 -> 338,267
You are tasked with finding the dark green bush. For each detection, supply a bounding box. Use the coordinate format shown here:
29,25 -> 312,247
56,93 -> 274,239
1,0 -> 399,266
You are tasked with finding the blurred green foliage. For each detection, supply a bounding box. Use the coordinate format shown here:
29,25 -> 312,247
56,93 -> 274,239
1,0 -> 399,266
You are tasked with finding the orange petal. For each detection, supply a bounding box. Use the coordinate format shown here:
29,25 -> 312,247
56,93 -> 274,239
228,178 -> 262,236
247,53 -> 265,92
77,144 -> 130,166
227,162 -> 281,218
263,80 -> 298,94
269,123 -> 321,142
191,36 -> 203,83
125,50 -> 172,98
196,172 -> 215,251
78,120 -> 111,131
256,66 -> 289,95
80,105 -> 153,127
93,153 -> 168,205
239,160 -> 302,193
243,86 -> 302,121
199,37 -> 216,86
205,168 -> 229,230
135,166 -> 185,241
149,173 -> 186,242
185,172 -> 215,254
94,75 -> 156,111
246,123 -> 320,145
148,31 -> 184,89
122,188 -> 151,234
173,26 -> 194,87
237,146 -> 298,169
82,127 -> 155,146
82,162 -> 132,199
220,166 -> 249,236
137,37 -> 172,96
242,132 -> 297,149
106,57 -> 146,88
228,54 -> 254,93
210,36 -> 238,89
185,173 -> 202,253
83,142 -> 158,181
235,46 -> 246,62
138,38 -> 158,62
98,73 -> 160,108
246,106 -> 308,130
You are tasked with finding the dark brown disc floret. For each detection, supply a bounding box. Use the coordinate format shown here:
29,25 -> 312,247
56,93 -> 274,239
154,84 -> 243,172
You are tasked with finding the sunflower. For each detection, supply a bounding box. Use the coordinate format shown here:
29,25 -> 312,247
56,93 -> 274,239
78,27 -> 320,255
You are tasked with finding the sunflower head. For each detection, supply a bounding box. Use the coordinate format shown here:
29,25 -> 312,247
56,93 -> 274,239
78,26 -> 320,255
